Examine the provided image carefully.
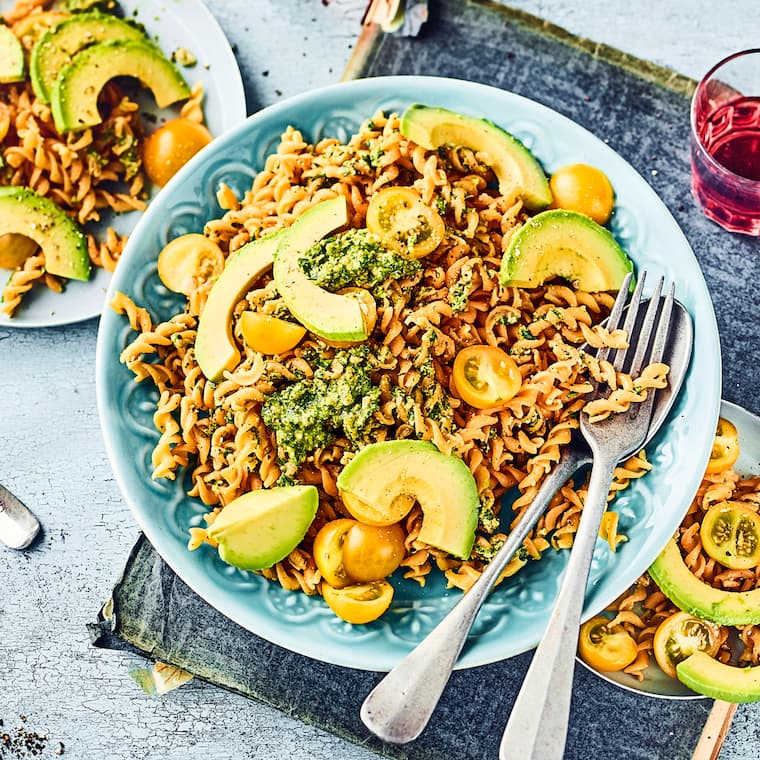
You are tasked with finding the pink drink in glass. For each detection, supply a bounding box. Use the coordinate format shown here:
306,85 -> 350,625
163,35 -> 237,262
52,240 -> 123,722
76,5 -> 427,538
690,49 -> 760,235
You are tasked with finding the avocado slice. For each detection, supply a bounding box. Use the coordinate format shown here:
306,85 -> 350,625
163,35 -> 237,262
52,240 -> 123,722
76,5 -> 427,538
500,208 -> 633,291
207,485 -> 319,571
676,651 -> 760,703
0,25 -> 25,83
51,38 -> 190,133
195,231 -> 285,382
400,104 -> 552,211
0,186 -> 89,280
30,12 -> 147,104
649,538 -> 760,626
272,196 -> 369,343
336,440 -> 479,559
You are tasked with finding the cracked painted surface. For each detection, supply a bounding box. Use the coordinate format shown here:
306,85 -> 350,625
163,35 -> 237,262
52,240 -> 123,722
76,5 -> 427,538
1,1 -> 759,759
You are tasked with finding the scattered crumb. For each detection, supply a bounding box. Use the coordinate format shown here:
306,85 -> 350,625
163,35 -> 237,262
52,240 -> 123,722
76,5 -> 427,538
0,715 -> 54,758
171,47 -> 197,67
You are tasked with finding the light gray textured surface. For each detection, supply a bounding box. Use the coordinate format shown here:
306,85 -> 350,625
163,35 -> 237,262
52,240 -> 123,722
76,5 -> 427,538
1,1 -> 759,759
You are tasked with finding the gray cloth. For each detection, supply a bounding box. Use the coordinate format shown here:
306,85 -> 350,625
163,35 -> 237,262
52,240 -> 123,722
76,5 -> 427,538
91,1 -> 759,758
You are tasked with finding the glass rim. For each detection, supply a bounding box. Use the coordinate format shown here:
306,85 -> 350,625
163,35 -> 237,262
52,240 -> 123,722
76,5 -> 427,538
690,47 -> 760,189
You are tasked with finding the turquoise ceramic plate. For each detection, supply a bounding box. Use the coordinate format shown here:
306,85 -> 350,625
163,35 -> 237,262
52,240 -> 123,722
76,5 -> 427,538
0,0 -> 246,329
578,399 -> 760,700
96,76 -> 721,671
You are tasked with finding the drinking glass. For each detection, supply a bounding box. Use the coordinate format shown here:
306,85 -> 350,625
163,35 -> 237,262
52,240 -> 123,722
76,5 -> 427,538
690,48 -> 760,235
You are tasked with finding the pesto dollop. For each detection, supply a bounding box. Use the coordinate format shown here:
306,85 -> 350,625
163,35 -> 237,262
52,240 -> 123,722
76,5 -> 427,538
298,228 -> 420,297
261,345 -> 381,475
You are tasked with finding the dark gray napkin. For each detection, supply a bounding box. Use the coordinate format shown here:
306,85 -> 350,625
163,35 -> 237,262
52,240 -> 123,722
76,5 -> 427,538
91,1 -> 760,758
89,534 -> 712,760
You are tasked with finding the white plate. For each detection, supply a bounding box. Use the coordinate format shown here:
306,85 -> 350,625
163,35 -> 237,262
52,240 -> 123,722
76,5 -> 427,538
579,399 -> 760,699
0,0 -> 246,329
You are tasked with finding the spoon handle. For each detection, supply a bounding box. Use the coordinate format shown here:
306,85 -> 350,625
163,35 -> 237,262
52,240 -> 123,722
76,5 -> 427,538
0,482 -> 40,549
360,446 -> 588,744
498,451 -> 618,760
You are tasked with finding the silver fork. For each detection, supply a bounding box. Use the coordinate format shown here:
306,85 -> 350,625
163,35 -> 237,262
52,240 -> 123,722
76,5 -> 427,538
498,271 -> 675,760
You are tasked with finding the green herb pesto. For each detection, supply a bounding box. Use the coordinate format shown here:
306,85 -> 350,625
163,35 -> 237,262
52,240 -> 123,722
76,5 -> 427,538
298,228 -> 420,297
261,345 -> 381,474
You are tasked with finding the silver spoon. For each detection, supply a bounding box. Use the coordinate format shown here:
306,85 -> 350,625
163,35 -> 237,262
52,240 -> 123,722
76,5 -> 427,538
360,297 -> 693,745
0,482 -> 40,549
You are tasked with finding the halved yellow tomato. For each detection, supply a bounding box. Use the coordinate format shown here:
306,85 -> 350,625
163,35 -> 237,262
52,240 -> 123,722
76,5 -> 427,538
341,522 -> 406,583
700,501 -> 760,570
340,490 -> 415,526
652,611 -> 721,679
312,518 -> 355,588
452,345 -> 522,409
156,233 -> 224,295
240,311 -> 306,355
366,186 -> 444,259
322,579 -> 394,624
706,417 -> 740,474
549,163 -> 615,225
578,616 -> 638,672
0,234 -> 38,269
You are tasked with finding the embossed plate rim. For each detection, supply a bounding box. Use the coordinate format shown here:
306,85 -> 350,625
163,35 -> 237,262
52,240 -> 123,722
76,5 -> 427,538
96,75 -> 721,671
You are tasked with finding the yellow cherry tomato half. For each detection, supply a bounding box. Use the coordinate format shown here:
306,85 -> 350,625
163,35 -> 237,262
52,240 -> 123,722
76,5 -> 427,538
700,501 -> 760,570
549,163 -> 615,225
312,518 -> 356,589
706,417 -> 740,474
652,611 -> 721,679
240,311 -> 306,355
452,345 -> 522,409
340,490 -> 415,526
577,616 -> 638,672
157,233 -> 224,295
0,233 -> 38,269
142,118 -> 213,187
366,186 -> 445,259
341,522 -> 406,583
322,579 -> 394,624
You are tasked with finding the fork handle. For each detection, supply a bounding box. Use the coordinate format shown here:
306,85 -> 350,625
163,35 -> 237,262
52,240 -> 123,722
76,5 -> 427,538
499,451 -> 618,760
361,447 -> 588,745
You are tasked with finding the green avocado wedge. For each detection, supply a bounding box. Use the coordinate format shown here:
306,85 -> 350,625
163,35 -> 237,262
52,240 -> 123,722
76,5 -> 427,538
336,439 -> 479,559
195,231 -> 285,383
400,103 -> 552,211
207,485 -> 319,572
648,538 -> 760,626
272,196 -> 369,343
0,186 -> 89,281
51,38 -> 190,133
30,12 -> 147,104
500,208 -> 633,291
676,651 -> 760,703
0,25 -> 25,83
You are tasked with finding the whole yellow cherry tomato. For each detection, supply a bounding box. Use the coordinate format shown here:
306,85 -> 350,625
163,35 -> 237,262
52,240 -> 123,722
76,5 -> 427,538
322,579 -> 394,624
0,234 -> 38,269
578,616 -> 638,672
549,163 -> 615,225
700,501 -> 760,570
312,519 -> 356,589
341,522 -> 406,583
452,345 -> 522,409
156,233 -> 224,294
366,186 -> 445,259
652,611 -> 721,679
142,118 -> 213,187
240,312 -> 306,355
705,417 -> 740,474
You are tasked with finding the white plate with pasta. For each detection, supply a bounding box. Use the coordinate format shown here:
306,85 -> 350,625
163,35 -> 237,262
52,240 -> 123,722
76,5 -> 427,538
0,0 -> 246,329
96,75 -> 722,671
577,399 -> 760,699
